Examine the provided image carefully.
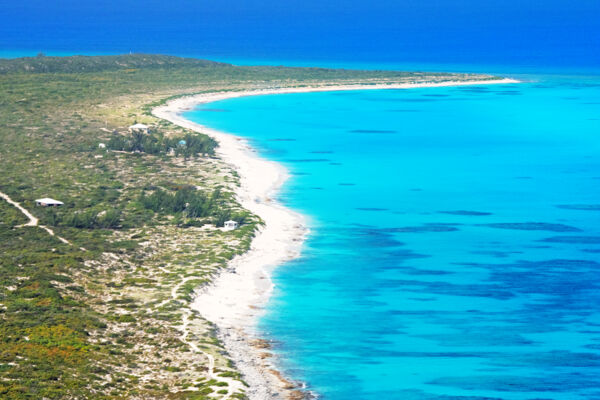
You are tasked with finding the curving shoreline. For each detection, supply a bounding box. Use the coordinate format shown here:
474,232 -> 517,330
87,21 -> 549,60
154,93 -> 310,399
152,77 -> 518,399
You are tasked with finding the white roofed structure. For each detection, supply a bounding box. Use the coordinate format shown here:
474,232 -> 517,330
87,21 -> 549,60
35,198 -> 64,207
128,123 -> 149,134
223,220 -> 238,231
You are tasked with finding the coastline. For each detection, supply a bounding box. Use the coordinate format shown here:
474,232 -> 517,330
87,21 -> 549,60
152,77 -> 518,399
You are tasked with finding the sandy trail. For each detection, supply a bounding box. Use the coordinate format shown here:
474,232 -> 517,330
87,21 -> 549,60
0,190 -> 73,246
0,191 -> 39,226
160,274 -> 246,398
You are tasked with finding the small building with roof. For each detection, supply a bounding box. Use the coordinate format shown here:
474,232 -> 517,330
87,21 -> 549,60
35,198 -> 64,207
223,220 -> 238,231
128,123 -> 149,134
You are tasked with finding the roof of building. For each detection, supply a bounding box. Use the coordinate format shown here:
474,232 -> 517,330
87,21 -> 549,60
35,198 -> 64,205
129,123 -> 149,129
224,220 -> 238,224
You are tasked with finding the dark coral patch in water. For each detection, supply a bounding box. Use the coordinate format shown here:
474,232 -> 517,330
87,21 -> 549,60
455,86 -> 491,92
387,225 -> 460,233
479,222 -> 581,232
397,98 -> 437,102
399,267 -> 452,276
286,158 -> 331,162
398,258 -> 600,305
344,227 -> 406,249
494,91 -> 523,95
556,204 -> 600,211
418,331 -> 535,347
429,373 -> 600,392
439,210 -> 492,216
356,207 -> 389,211
541,236 -> 600,244
490,350 -> 600,368
471,250 -> 523,258
349,129 -> 398,134
364,97 -> 435,103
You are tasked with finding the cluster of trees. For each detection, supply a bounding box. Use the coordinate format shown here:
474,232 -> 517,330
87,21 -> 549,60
214,209 -> 237,228
36,185 -> 248,230
138,187 -> 223,219
43,208 -> 122,229
138,187 -> 250,228
106,131 -> 216,158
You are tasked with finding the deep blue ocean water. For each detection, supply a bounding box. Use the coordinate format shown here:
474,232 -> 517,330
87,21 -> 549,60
186,77 -> 600,399
2,1 -> 599,72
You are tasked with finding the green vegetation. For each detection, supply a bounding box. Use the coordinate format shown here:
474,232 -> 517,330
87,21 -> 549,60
106,131 -> 216,157
139,187 -> 219,216
0,54 -> 494,399
0,54 -> 225,74
0,228 -> 108,398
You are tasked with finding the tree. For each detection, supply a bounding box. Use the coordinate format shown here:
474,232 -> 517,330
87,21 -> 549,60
130,131 -> 145,152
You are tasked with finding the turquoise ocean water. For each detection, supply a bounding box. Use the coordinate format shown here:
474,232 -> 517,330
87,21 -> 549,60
185,76 -> 600,399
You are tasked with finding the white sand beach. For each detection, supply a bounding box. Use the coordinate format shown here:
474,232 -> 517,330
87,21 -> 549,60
152,77 -> 518,399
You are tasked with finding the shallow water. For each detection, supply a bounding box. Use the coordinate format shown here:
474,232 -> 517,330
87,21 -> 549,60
185,76 -> 600,399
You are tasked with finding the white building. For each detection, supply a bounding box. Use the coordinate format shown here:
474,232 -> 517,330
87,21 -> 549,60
223,220 -> 238,231
128,123 -> 149,134
35,198 -> 64,207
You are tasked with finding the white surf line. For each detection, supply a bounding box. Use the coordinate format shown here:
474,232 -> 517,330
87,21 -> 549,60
0,191 -> 74,246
